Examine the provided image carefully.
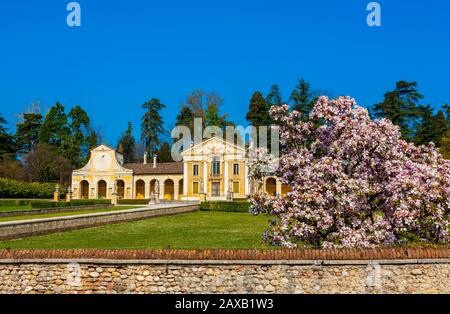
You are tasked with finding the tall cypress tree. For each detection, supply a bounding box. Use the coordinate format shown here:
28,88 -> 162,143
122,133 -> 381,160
67,105 -> 90,167
141,98 -> 166,157
117,121 -> 136,163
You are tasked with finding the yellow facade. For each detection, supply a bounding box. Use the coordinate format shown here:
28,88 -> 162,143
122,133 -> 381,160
72,139 -> 288,202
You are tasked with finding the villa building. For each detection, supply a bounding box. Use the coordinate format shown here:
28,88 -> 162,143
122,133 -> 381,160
71,137 -> 288,201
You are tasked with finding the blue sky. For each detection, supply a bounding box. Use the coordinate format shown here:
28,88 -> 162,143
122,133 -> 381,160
0,0 -> 449,145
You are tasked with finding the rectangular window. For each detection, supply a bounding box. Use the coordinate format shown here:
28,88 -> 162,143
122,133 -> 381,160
193,182 -> 199,194
212,182 -> 220,196
193,164 -> 199,176
233,181 -> 239,194
212,161 -> 220,175
233,163 -> 239,175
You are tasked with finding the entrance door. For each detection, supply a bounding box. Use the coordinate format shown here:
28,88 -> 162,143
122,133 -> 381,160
97,180 -> 107,199
211,182 -> 220,197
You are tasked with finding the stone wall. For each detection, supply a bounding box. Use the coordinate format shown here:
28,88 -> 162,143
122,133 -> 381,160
0,260 -> 448,294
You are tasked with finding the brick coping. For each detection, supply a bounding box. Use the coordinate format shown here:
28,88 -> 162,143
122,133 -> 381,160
0,258 -> 449,265
0,248 -> 449,261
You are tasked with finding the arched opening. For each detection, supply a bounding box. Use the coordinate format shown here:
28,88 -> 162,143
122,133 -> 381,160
150,179 -> 159,195
265,178 -> 277,196
135,180 -> 145,199
97,180 -> 107,199
281,183 -> 291,196
117,180 -> 125,198
80,180 -> 89,199
164,179 -> 174,200
178,179 -> 184,200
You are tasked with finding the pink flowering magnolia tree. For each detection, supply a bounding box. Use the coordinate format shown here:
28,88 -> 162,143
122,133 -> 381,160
250,96 -> 450,248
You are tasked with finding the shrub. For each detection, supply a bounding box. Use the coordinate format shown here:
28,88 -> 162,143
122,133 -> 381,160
200,201 -> 250,212
250,96 -> 450,249
0,199 -> 33,206
29,199 -> 111,209
0,178 -> 65,199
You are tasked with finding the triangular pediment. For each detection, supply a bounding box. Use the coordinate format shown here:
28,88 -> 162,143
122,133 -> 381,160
181,136 -> 246,158
73,144 -> 131,174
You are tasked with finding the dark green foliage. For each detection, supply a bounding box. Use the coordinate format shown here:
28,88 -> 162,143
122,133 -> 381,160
290,78 -> 315,119
0,113 -> 16,159
175,105 -> 195,133
439,130 -> 450,159
141,98 -> 166,157
15,113 -> 43,154
38,102 -> 70,153
66,105 -> 91,167
246,91 -> 271,127
0,177 -> 64,199
373,81 -> 423,140
158,142 -> 173,162
266,84 -> 283,107
414,106 -> 448,146
199,201 -> 250,212
29,199 -> 110,209
117,122 -> 136,163
0,199 -> 33,206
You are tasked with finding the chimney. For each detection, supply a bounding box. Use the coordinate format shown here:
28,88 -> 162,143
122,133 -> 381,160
190,141 -> 194,148
153,155 -> 157,168
143,152 -> 148,164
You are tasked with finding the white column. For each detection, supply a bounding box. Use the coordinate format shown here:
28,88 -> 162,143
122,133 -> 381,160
276,179 -> 282,196
183,162 -> 188,196
203,161 -> 207,194
224,159 -> 228,197
174,182 -> 179,201
160,180 -> 165,200
145,181 -> 151,199
245,164 -> 249,196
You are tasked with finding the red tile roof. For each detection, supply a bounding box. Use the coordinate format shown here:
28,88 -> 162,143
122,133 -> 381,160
123,162 -> 183,175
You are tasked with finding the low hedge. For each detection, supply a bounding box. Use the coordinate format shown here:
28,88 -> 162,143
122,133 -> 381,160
29,199 -> 111,209
0,199 -> 34,206
0,178 -> 65,199
199,201 -> 250,212
117,199 -> 150,205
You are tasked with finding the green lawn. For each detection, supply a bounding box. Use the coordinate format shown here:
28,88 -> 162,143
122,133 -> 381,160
0,206 -> 143,223
0,211 -> 272,249
0,205 -> 33,212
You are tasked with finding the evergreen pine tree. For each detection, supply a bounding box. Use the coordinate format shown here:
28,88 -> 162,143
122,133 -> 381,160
266,84 -> 283,107
158,142 -> 173,162
15,112 -> 42,155
246,91 -> 271,127
373,81 -> 423,140
117,121 -> 136,163
0,113 -> 16,159
141,98 -> 166,157
289,78 -> 314,120
39,102 -> 70,155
